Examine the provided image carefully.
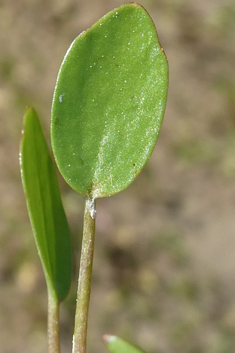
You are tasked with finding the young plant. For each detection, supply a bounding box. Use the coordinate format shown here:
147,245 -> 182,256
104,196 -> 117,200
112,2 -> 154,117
20,3 -> 168,353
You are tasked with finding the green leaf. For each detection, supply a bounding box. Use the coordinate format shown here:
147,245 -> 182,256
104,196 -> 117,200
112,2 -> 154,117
20,107 -> 72,301
103,335 -> 147,353
51,3 -> 168,198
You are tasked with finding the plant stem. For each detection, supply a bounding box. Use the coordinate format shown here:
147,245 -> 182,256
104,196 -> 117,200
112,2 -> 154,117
48,293 -> 60,353
73,197 -> 96,353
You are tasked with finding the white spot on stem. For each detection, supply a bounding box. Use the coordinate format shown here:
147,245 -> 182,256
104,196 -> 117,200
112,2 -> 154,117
87,197 -> 96,219
72,335 -> 75,353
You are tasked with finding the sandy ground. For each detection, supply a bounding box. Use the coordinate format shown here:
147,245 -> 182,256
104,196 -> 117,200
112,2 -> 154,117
0,0 -> 235,352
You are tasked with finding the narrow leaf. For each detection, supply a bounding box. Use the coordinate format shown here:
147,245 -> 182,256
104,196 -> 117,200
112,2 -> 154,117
51,3 -> 168,198
103,335 -> 147,353
20,107 -> 72,301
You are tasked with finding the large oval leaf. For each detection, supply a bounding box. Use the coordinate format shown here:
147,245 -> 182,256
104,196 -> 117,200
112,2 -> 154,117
103,335 -> 147,353
51,3 -> 168,198
20,108 -> 72,301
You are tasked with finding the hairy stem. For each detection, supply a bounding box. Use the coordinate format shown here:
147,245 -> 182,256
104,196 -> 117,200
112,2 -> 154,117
73,197 -> 96,353
48,293 -> 60,353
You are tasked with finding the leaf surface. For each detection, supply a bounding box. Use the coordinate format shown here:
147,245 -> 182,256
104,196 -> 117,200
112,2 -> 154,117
51,3 -> 168,198
20,107 -> 72,301
103,335 -> 147,353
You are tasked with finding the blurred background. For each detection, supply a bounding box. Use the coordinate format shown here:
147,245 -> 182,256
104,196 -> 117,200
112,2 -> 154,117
1,0 -> 235,352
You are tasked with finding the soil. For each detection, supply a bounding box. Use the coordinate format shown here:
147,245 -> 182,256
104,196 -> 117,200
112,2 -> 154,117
0,0 -> 235,352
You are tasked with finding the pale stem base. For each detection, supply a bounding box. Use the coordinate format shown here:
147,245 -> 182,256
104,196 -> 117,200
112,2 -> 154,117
48,293 -> 60,353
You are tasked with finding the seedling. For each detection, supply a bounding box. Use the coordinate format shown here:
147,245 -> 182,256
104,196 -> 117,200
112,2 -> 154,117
20,3 -> 168,353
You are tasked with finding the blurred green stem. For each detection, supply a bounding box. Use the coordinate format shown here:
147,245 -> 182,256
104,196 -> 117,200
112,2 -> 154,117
48,293 -> 60,353
73,197 -> 96,353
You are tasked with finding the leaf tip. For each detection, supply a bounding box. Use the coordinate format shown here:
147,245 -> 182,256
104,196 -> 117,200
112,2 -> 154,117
102,334 -> 117,344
